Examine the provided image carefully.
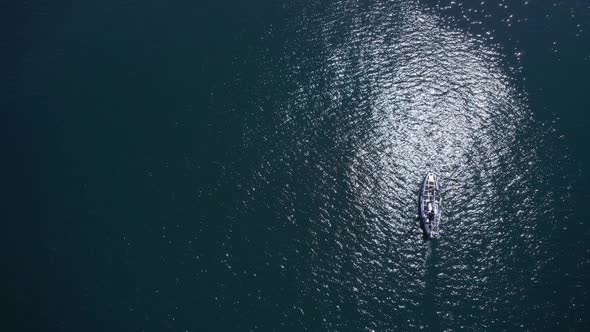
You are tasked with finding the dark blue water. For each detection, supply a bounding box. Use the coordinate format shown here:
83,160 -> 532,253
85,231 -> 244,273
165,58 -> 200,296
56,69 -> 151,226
8,0 -> 590,330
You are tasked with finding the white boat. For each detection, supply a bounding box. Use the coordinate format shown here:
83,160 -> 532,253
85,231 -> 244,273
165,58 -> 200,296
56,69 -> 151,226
419,172 -> 441,239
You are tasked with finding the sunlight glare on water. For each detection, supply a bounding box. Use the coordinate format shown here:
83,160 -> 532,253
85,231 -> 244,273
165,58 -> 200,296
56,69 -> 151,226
238,0 -> 575,330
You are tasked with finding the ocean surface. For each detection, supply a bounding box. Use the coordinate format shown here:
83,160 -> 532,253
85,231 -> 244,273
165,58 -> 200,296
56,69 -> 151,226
8,0 -> 590,330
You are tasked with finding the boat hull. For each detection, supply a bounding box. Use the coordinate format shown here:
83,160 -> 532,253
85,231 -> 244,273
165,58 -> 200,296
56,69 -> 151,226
419,172 -> 442,239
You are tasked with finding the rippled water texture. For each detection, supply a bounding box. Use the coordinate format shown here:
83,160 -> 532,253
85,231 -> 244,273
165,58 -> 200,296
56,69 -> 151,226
235,1 -> 576,330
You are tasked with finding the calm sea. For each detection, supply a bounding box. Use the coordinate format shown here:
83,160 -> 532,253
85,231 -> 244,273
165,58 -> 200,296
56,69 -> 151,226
8,0 -> 590,330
